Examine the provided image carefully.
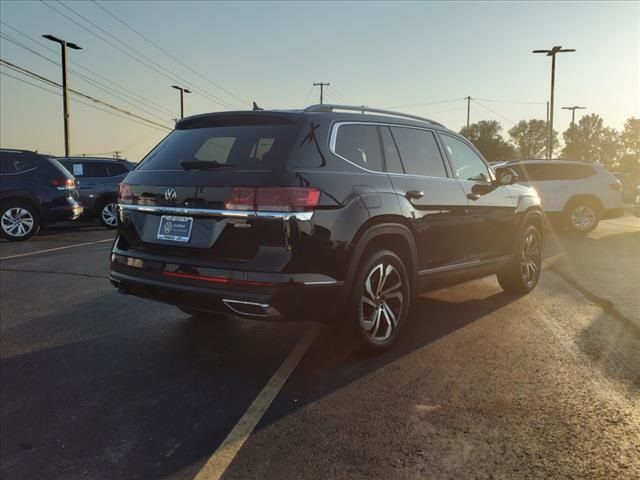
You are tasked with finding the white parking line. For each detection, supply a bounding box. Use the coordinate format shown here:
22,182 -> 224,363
0,238 -> 113,261
194,326 -> 320,480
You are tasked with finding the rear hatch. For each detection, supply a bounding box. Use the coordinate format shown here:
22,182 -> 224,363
116,113 -> 313,265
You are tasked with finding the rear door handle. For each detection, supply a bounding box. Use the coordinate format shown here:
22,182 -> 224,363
405,190 -> 424,200
467,193 -> 481,201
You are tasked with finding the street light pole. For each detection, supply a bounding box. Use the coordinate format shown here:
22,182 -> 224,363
42,34 -> 81,157
171,85 -> 191,119
533,46 -> 575,159
561,106 -> 586,127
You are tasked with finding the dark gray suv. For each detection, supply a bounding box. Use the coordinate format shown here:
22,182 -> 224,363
59,157 -> 135,228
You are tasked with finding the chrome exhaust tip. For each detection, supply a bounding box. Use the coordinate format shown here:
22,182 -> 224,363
222,299 -> 281,318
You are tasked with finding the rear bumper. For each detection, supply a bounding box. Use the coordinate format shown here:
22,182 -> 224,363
43,203 -> 84,224
109,252 -> 344,321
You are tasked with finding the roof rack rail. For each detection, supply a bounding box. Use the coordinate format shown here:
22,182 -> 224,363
303,104 -> 445,128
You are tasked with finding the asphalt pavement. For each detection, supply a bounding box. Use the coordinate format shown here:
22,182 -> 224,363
1,220 -> 639,480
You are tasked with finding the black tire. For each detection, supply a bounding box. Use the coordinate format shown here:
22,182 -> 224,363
0,201 -> 40,241
349,249 -> 411,352
565,199 -> 600,234
97,197 -> 118,229
497,224 -> 542,294
177,306 -> 226,320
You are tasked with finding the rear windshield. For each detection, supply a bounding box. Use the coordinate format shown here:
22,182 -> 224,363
138,123 -> 302,171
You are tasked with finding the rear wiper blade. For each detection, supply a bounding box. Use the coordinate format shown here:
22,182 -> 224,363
180,160 -> 236,170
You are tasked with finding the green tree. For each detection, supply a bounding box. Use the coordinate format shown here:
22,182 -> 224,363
561,114 -> 619,167
508,119 -> 559,159
460,120 -> 516,162
616,117 -> 640,178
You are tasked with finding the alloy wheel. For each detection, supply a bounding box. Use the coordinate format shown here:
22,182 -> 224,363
520,231 -> 541,288
359,263 -> 404,343
1,207 -> 34,238
101,203 -> 118,227
570,205 -> 596,231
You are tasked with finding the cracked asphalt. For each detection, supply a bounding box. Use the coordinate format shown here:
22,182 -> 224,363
1,219 -> 639,479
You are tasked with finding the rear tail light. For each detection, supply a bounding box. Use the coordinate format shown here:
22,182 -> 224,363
51,178 -> 76,189
609,182 -> 622,191
225,187 -> 320,212
118,183 -> 134,204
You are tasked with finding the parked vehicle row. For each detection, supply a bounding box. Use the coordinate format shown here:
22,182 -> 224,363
494,159 -> 626,233
0,149 -> 134,241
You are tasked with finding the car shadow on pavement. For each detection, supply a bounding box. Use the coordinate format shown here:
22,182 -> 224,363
0,280 -> 519,480
257,283 -> 522,430
574,312 -> 640,394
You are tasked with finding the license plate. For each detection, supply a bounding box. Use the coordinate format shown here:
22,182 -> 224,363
157,215 -> 193,242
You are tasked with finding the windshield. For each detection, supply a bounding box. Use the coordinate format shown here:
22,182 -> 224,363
137,123 -> 302,171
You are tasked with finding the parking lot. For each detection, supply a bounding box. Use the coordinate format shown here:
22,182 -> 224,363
1,217 -> 639,480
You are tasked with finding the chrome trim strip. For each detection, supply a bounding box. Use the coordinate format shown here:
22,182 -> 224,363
118,204 -> 313,221
302,280 -> 338,285
418,255 -> 513,276
0,167 -> 38,176
222,299 -> 281,318
329,121 -> 459,181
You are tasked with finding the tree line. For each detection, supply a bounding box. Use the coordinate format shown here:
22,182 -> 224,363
460,114 -> 639,178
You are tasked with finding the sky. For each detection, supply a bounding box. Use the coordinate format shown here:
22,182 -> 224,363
0,0 -> 638,161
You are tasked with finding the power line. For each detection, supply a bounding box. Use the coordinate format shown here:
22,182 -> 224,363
49,0 -> 240,109
0,31 -> 173,124
300,84 -> 315,108
1,58 -> 172,130
40,0 -> 239,110
0,20 -> 177,117
91,0 -> 249,107
325,85 -> 353,104
474,97 -> 546,105
0,70 -> 168,132
471,99 -> 517,126
387,98 -> 464,109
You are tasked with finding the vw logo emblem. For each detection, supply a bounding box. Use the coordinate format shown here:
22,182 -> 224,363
164,188 -> 177,202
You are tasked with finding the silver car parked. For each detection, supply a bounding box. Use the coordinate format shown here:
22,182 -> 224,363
59,157 -> 135,228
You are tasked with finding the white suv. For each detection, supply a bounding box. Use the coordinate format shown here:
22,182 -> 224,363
496,160 -> 625,233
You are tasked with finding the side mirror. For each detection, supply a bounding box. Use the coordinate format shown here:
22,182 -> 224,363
494,167 -> 519,186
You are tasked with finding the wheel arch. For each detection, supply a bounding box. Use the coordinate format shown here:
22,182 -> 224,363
564,194 -> 604,213
344,220 -> 419,299
0,193 -> 43,220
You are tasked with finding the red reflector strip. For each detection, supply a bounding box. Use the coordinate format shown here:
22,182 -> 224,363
161,270 -> 274,287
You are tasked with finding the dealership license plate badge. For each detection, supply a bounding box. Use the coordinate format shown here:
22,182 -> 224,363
157,215 -> 193,242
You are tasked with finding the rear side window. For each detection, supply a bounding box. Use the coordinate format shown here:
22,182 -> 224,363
0,153 -> 36,175
334,124 -> 383,171
83,163 -> 111,177
108,163 -> 129,176
139,122 -> 301,171
390,127 -> 448,178
516,163 -> 596,181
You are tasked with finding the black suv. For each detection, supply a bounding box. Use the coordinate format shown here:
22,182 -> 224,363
1,149 -> 83,241
110,105 -> 543,350
59,157 -> 135,229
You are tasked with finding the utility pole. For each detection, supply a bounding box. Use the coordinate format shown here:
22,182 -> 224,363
113,151 -> 122,160
546,101 -> 549,123
313,82 -> 330,104
561,106 -> 586,127
533,45 -> 576,159
42,34 -> 82,157
171,85 -> 191,118
465,96 -> 471,130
